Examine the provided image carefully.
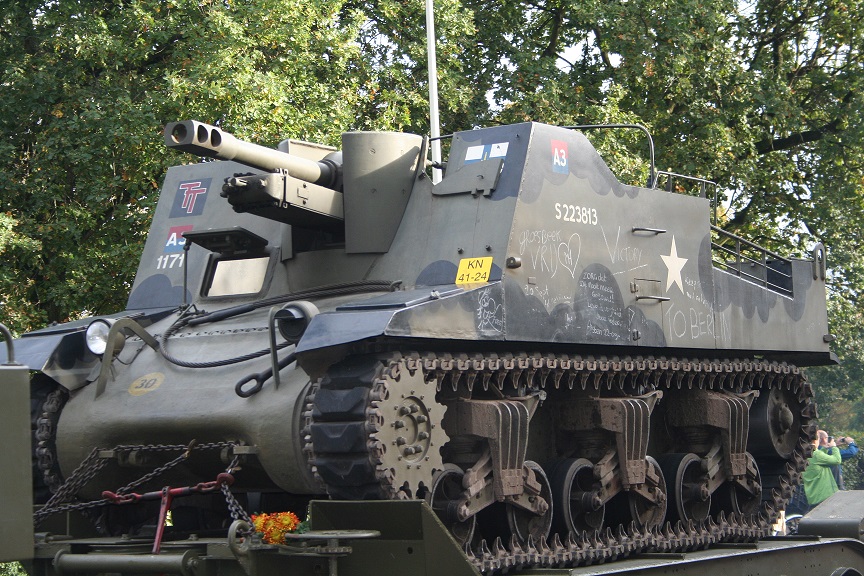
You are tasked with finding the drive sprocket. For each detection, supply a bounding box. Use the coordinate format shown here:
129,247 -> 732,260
306,355 -> 449,500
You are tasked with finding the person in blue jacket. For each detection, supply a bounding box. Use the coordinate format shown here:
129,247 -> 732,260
828,435 -> 858,489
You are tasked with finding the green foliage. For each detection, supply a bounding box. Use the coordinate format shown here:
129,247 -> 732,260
2,0 -> 864,429
0,0 -> 475,334
0,563 -> 26,576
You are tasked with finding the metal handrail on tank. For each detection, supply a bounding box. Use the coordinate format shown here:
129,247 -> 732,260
655,171 -> 716,196
0,322 -> 18,365
564,124 -> 657,188
656,171 -> 719,225
710,225 -> 794,297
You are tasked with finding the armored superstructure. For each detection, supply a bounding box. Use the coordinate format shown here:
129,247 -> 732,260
2,119 -> 841,574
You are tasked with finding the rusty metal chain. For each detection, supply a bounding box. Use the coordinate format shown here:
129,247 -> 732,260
110,442 -> 232,496
34,448 -> 108,526
221,455 -> 253,526
34,441 -> 241,527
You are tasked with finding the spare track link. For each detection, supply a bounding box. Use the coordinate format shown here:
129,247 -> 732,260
304,352 -> 815,573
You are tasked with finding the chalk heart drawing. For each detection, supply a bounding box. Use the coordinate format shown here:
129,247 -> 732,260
557,232 -> 582,278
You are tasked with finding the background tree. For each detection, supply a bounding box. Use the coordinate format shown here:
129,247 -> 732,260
0,0 -> 473,334
1,0 -> 862,435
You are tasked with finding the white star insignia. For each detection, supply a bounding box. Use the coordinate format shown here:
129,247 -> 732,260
660,237 -> 688,293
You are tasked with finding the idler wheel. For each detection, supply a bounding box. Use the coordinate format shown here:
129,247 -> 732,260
506,461 -> 553,545
545,457 -> 604,534
659,452 -> 711,524
748,387 -> 800,460
428,464 -> 476,546
711,452 -> 763,518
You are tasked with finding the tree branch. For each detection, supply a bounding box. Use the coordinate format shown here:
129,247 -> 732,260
754,90 -> 852,154
541,6 -> 564,59
592,27 -> 613,69
755,119 -> 841,154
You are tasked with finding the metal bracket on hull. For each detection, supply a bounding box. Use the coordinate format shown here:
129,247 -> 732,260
557,392 -> 662,489
666,390 -> 757,477
444,398 -> 530,498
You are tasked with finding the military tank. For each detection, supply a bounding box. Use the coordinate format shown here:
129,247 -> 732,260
5,118 -> 838,572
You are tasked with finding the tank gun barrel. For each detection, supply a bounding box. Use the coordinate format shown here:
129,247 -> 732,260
164,120 -> 339,188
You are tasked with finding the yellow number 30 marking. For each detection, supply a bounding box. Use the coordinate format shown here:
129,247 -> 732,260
128,372 -> 164,396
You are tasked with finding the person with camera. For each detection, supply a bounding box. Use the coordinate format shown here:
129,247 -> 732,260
802,430 -> 842,509
825,434 -> 858,489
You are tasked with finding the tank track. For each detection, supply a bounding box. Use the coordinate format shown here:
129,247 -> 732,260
303,354 -> 449,500
305,351 -> 816,573
34,384 -> 68,499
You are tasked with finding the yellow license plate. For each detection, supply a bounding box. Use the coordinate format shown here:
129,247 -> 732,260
455,257 -> 493,285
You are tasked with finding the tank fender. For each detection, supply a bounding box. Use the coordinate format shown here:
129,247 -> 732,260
294,285 -> 478,354
0,308 -> 174,391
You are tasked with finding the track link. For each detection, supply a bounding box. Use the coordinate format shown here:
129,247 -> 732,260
305,351 -> 815,573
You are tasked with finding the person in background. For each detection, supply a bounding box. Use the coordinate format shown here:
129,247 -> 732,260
802,430 -> 842,508
829,435 -> 859,489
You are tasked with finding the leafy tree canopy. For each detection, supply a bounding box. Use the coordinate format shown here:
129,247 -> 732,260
1,0 -> 863,418
0,0 -> 473,332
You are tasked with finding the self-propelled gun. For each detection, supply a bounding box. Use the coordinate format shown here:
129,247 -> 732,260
2,118 -> 850,575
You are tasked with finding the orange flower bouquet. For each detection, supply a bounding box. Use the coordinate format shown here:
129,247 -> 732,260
250,511 -> 307,544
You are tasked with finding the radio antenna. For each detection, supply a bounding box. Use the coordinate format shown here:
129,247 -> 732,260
425,0 -> 443,184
